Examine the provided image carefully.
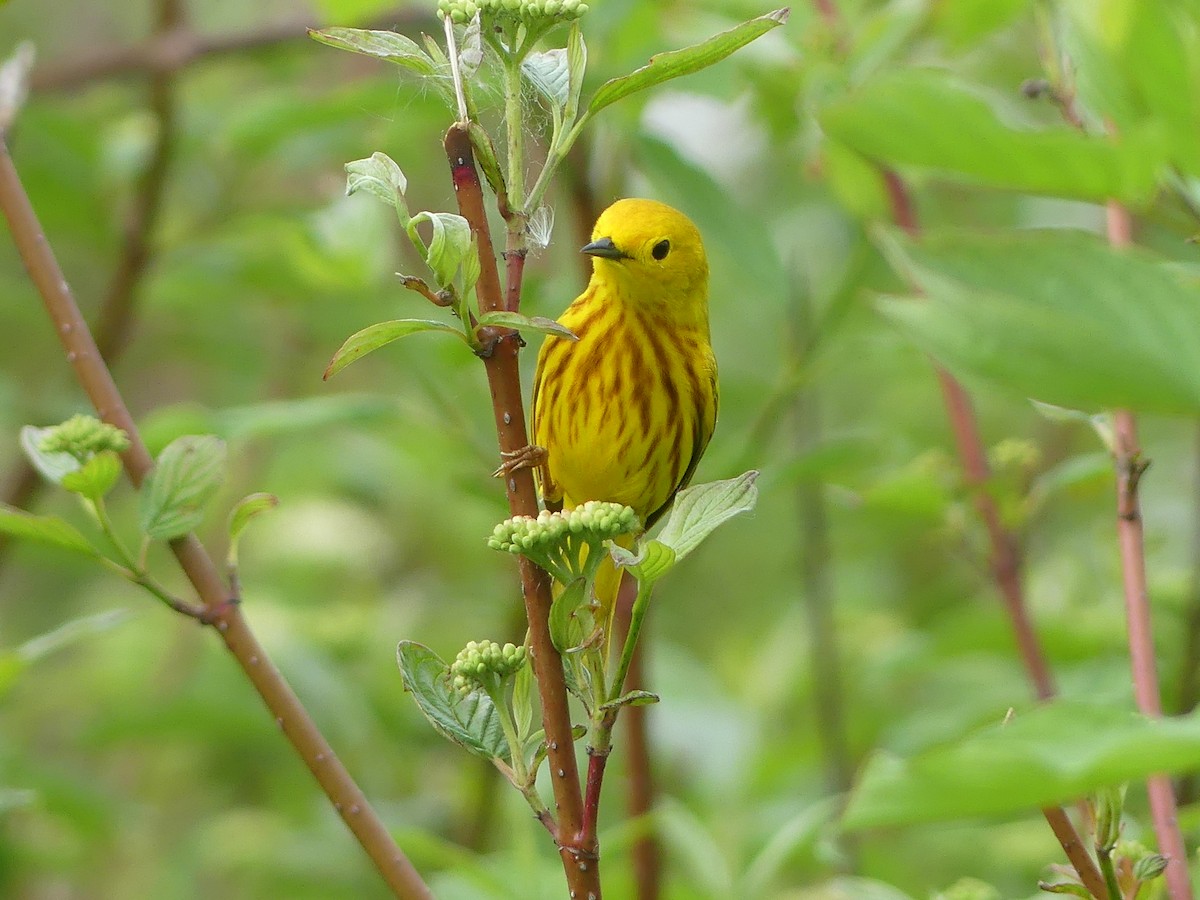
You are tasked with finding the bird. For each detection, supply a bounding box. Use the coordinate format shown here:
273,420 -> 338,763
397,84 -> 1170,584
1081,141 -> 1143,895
529,197 -> 718,617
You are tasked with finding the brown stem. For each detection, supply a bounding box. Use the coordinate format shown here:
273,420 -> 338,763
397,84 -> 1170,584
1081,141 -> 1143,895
30,9 -> 431,91
1043,806 -> 1111,900
610,571 -> 660,900
443,123 -> 599,898
1107,201 -> 1194,900
0,136 -> 431,900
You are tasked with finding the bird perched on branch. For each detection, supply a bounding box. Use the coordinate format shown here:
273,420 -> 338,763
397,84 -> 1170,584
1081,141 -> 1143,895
529,197 -> 718,614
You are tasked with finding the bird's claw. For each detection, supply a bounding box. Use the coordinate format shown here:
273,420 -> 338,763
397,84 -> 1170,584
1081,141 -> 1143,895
492,444 -> 548,477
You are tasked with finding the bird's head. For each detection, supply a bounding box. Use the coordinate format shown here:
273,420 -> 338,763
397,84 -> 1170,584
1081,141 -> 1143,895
582,198 -> 709,322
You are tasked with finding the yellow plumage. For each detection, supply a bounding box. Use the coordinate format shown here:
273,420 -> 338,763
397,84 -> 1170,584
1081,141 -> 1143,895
531,198 -> 718,610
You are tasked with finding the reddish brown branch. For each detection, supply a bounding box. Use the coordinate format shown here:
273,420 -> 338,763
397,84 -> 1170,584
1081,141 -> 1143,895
0,136 -> 431,900
443,123 -> 599,898
1107,201 -> 1193,900
881,168 -> 1106,895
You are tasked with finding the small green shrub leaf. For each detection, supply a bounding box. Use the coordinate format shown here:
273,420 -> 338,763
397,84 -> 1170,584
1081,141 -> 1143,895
476,311 -> 577,341
324,319 -> 470,379
656,471 -> 759,561
139,435 -> 227,541
60,450 -> 122,500
843,701 -> 1200,830
584,9 -> 788,120
0,504 -> 100,558
397,641 -> 508,761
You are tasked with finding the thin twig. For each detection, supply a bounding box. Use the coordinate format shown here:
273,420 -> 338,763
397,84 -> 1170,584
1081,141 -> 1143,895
1107,200 -> 1194,900
30,9 -> 431,92
0,134 -> 431,900
442,123 -> 600,899
2,0 -> 177,567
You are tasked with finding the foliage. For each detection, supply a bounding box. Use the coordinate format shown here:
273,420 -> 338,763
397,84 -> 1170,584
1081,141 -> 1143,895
3,0 -> 1200,898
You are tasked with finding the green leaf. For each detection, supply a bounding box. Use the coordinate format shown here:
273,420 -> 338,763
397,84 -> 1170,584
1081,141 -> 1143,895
345,152 -> 409,223
656,471 -> 759,561
19,424 -> 81,485
226,492 -> 279,570
611,539 -> 676,586
598,689 -> 659,713
842,701 -> 1200,830
565,22 -> 586,122
467,122 -> 506,198
60,450 -> 122,500
522,49 -> 570,111
1059,0 -> 1200,175
324,319 -> 470,379
584,8 -> 788,120
397,641 -> 508,761
511,658 -> 533,739
548,578 -> 587,654
0,503 -> 100,558
876,228 -> 1200,414
309,28 -> 441,77
408,211 -> 472,287
476,311 -> 577,341
820,69 -> 1164,203
139,435 -> 227,541
0,609 -> 128,699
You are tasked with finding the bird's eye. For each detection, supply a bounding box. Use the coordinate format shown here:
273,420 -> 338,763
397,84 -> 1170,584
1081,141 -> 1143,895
651,239 -> 671,260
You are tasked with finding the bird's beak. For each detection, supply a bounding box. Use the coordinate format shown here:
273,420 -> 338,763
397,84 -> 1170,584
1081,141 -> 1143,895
580,236 -> 627,259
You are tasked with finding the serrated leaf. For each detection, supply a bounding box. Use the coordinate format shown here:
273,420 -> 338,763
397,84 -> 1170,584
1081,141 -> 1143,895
408,211 -> 472,287
345,152 -> 409,222
548,578 -> 587,654
523,49 -> 570,110
139,435 -> 226,541
0,503 -> 99,557
656,471 -> 759,561
324,319 -> 470,379
820,69 -> 1164,203
19,425 -> 81,485
876,228 -> 1200,414
476,311 -> 577,340
599,689 -> 659,713
227,492 -> 279,569
842,701 -> 1200,831
310,28 -> 440,77
397,641 -> 508,760
585,9 -> 787,120
60,450 -> 122,500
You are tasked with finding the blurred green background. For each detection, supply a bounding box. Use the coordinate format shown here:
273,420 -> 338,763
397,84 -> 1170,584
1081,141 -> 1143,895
2,1 -> 1199,897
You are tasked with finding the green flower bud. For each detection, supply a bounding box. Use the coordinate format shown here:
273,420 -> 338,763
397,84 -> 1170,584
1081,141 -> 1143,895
1132,853 -> 1168,882
449,639 -> 528,694
38,414 -> 130,461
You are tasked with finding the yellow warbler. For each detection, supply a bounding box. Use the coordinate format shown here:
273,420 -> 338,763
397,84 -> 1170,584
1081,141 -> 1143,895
530,198 -> 718,607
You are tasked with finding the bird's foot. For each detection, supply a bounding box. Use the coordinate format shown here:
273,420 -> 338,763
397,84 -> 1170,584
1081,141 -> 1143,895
492,444 -> 548,477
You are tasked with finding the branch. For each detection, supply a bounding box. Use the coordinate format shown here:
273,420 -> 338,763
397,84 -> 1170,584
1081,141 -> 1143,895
1107,200 -> 1194,900
1,0 -> 183,568
442,123 -> 600,899
30,9 -> 431,91
0,133 -> 431,900
880,168 -> 1103,899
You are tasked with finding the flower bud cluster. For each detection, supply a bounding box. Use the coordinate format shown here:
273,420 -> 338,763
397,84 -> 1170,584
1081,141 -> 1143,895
450,640 -> 527,695
39,414 -> 130,461
488,501 -> 639,581
437,0 -> 589,26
